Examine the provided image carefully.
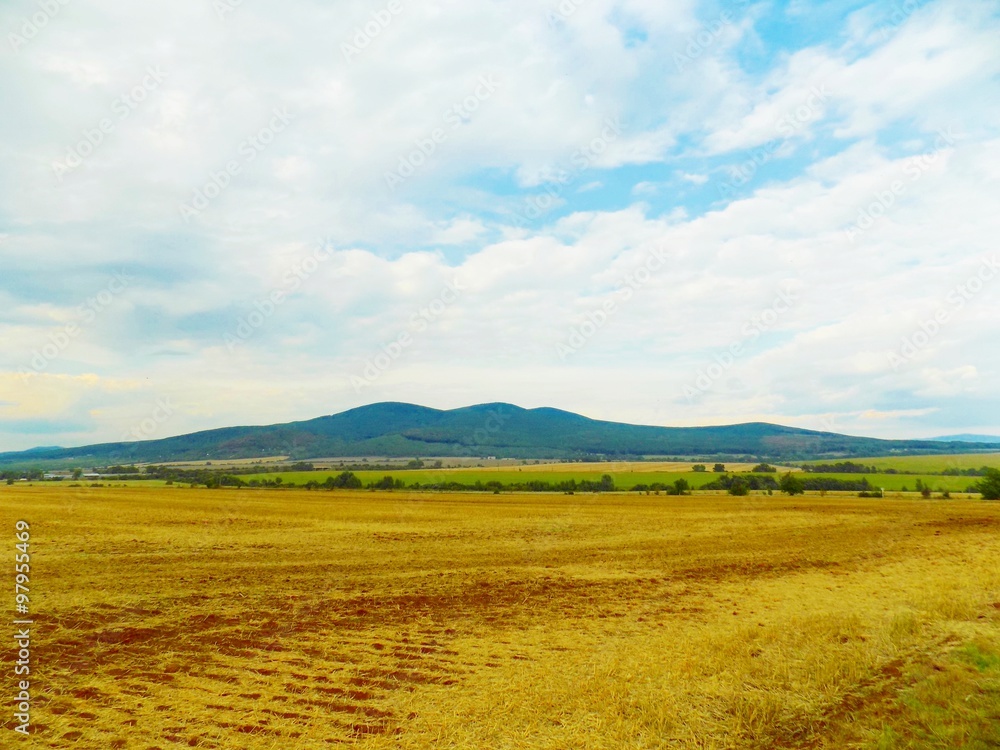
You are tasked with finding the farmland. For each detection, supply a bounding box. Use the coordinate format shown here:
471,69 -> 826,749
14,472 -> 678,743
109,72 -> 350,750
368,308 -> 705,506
2,485 -> 998,748
229,452 -> 1000,494
235,468 -> 984,494
801,453 -> 1000,474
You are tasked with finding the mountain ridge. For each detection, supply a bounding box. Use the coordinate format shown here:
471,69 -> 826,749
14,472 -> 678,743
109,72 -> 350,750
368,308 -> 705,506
929,434 -> 1000,443
2,401 -> 999,466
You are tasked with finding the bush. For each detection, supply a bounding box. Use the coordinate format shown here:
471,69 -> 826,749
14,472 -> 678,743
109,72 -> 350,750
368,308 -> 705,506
324,471 -> 362,490
728,478 -> 749,496
669,479 -> 690,496
975,468 -> 1000,500
779,472 -> 805,496
370,475 -> 401,491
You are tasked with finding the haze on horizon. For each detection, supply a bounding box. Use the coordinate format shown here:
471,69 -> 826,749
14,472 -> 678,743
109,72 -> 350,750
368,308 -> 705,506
1,0 -> 999,453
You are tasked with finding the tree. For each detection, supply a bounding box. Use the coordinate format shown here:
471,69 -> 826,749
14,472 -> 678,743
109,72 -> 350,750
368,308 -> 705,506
692,464 -> 706,472
72,468 -> 83,480
751,463 -> 777,473
325,471 -> 362,489
728,477 -> 749,496
975,468 -> 1000,500
779,472 -> 805,496
713,463 -> 726,473
671,478 -> 690,495
372,475 -> 396,490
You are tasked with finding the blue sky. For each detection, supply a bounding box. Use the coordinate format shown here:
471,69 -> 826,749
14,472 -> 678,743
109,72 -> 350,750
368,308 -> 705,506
1,0 -> 999,451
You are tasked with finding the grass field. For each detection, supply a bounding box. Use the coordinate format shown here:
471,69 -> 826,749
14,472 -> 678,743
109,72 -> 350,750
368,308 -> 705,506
235,468 -> 983,493
2,486 -> 998,748
801,453 -> 1000,473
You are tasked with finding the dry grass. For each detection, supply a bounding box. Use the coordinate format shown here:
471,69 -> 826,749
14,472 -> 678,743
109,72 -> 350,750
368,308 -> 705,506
1,486 -> 998,749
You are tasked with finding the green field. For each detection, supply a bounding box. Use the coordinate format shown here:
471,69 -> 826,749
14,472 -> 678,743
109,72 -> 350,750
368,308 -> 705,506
235,468 -> 984,493
801,453 -> 1000,473
236,468 -> 718,489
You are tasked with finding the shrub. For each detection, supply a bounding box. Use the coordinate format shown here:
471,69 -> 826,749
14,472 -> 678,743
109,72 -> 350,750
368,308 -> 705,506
669,479 -> 690,496
779,472 -> 805,496
975,468 -> 1000,500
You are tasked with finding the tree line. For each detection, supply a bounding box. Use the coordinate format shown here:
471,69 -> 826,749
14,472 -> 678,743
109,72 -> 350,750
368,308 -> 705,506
799,461 -> 994,476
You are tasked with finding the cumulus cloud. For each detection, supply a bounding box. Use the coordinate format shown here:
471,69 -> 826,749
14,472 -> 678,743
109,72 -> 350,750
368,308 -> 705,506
1,0 -> 998,450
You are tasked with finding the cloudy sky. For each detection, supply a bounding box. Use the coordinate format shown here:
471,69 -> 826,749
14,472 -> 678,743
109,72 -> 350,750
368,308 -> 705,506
1,0 -> 998,452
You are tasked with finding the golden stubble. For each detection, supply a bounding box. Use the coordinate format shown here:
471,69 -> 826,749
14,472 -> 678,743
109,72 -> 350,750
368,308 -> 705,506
1,486 -> 997,749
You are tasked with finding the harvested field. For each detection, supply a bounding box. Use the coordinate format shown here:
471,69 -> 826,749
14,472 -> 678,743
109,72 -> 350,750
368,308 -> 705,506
2,486 -> 998,748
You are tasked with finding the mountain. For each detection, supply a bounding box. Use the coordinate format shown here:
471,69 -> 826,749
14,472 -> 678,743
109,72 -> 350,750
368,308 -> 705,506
2,402 -> 999,467
929,434 -> 1000,444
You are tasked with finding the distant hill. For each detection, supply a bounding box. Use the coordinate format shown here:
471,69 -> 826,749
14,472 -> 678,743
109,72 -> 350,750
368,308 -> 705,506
929,434 -> 1000,444
2,402 -> 999,467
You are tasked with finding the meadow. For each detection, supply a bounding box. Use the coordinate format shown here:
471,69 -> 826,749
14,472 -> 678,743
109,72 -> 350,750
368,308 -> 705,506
232,454 -> 1000,493
800,453 -> 1000,473
2,485 -> 998,748
235,467 -> 983,493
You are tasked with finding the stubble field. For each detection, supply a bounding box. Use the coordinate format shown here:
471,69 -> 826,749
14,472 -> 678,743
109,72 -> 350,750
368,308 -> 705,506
1,485 -> 998,749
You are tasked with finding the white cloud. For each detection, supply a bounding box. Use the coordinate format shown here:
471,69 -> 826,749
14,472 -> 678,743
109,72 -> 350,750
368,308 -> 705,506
679,172 -> 708,185
2,0 -> 999,449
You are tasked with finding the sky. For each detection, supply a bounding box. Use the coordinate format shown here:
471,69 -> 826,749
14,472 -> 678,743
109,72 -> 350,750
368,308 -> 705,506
1,0 -> 999,452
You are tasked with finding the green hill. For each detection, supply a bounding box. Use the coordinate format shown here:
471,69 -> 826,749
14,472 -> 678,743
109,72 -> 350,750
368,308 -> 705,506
2,402 -> 998,467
